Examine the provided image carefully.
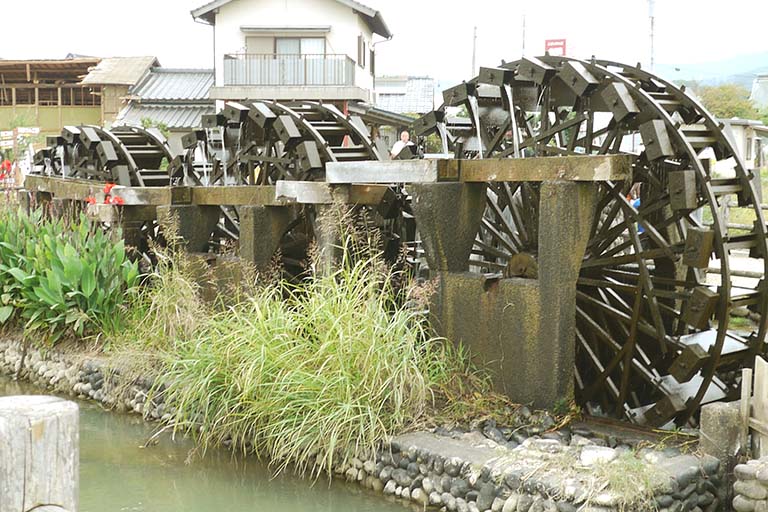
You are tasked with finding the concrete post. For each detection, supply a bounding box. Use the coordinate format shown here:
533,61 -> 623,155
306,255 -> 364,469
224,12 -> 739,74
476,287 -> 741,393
239,205 -> 293,269
313,204 -> 343,276
0,395 -> 79,512
426,181 -> 596,409
410,183 -> 487,272
535,181 -> 596,405
157,204 -> 220,253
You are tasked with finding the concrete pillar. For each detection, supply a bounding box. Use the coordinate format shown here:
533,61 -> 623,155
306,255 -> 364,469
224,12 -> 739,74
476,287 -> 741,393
0,396 -> 79,512
700,401 -> 741,464
427,181 -> 596,409
313,204 -> 343,276
410,183 -> 487,272
239,205 -> 293,269
534,181 -> 597,405
157,204 -> 220,253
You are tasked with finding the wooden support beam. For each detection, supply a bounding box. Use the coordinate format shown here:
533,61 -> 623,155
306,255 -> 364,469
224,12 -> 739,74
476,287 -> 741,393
25,176 -> 388,208
326,155 -> 633,184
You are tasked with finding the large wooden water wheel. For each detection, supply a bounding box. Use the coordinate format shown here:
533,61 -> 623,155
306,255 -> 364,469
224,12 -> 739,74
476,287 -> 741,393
415,56 -> 768,426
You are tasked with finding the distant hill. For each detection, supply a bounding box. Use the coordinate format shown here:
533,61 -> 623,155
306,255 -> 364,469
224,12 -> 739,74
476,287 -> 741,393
656,52 -> 768,88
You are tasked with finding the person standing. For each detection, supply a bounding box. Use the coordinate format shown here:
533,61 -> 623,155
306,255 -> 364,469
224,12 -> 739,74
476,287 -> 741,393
390,130 -> 414,159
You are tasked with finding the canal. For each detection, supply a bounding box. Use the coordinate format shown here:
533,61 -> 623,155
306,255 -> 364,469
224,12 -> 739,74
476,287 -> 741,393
1,376 -> 407,512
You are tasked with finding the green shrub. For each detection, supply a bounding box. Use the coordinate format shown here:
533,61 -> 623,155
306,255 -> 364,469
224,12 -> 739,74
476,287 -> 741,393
0,207 -> 139,342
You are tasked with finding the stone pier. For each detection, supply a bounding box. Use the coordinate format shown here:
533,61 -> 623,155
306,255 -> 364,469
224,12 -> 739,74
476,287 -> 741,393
416,181 -> 596,409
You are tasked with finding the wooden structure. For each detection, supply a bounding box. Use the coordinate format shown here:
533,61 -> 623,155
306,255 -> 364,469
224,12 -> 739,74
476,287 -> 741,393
739,357 -> 768,458
0,395 -> 79,512
26,55 -> 768,426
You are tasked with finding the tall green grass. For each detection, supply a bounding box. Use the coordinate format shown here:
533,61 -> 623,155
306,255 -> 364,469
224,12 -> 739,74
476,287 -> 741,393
158,254 -> 453,475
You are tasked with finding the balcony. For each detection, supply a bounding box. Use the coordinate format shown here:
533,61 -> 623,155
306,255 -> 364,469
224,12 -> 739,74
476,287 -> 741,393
223,54 -> 355,86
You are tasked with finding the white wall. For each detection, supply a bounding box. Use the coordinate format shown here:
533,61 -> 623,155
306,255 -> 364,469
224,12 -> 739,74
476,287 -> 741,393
213,0 -> 374,91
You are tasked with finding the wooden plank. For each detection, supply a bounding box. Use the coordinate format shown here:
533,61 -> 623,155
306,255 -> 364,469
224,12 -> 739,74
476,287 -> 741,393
741,367 -> 753,453
0,396 -> 78,512
24,175 -> 170,206
325,155 -> 633,185
190,186 -> 281,206
325,160 -> 439,184
454,155 -> 634,182
754,357 -> 768,458
275,181 -> 349,204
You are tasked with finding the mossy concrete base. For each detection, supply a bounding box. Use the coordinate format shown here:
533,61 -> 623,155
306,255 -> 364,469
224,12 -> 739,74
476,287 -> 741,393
157,204 -> 220,253
428,182 -> 596,409
239,205 -> 293,269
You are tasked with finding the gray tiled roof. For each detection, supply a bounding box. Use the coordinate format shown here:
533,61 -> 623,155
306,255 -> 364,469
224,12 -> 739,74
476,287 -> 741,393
375,77 -> 435,115
131,68 -> 213,101
752,75 -> 768,109
116,104 -> 215,130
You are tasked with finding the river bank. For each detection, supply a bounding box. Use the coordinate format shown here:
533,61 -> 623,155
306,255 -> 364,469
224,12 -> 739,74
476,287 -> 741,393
0,336 -> 731,512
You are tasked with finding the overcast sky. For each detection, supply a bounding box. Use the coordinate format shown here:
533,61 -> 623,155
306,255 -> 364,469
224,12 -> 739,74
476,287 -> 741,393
2,0 -> 767,87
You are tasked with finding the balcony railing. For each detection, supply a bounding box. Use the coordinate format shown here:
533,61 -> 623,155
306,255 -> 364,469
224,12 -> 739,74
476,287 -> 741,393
223,54 -> 355,87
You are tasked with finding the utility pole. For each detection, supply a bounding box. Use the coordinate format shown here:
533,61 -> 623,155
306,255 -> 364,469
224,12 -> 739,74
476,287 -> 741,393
648,0 -> 655,71
471,26 -> 478,76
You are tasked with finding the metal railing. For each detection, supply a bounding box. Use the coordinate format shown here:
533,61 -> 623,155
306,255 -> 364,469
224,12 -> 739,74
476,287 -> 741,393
223,54 -> 355,86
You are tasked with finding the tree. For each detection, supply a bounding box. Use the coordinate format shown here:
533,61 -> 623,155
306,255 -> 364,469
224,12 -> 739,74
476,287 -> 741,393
697,84 -> 760,120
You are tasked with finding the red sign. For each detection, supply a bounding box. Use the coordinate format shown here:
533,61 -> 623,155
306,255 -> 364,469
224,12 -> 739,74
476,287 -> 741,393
545,39 -> 567,56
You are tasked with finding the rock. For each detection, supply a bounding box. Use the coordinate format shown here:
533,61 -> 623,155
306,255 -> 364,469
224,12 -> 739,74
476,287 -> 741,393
656,495 -> 675,508
383,479 -> 396,495
443,493 -> 457,512
555,502 -> 576,512
756,468 -> 768,483
392,468 -> 410,487
502,495 -> 519,512
735,480 -> 768,501
407,461 -> 420,478
697,492 -> 715,507
491,497 -> 506,512
395,486 -> 402,498
466,490 -> 479,503
441,475 -> 453,493
579,446 -> 617,466
344,467 -> 358,482
434,455 -> 445,474
736,464 -> 759,481
485,427 -> 506,444
371,478 -> 384,493
430,492 -> 443,506
516,494 -> 533,512
451,478 -> 470,498
363,460 -> 376,474
733,495 -> 757,512
423,477 -> 436,494
477,482 -> 496,511
446,457 -> 463,477
401,487 -> 411,501
412,488 -> 428,507
379,465 -> 393,482
410,475 -> 424,491
457,498 -> 470,512
467,502 -> 480,512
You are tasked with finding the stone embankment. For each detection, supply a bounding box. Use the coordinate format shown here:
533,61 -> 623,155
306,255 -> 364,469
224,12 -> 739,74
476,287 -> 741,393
0,338 -> 726,512
733,458 -> 768,512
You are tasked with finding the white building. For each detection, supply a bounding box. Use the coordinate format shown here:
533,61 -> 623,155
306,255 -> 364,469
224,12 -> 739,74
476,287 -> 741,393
751,74 -> 768,110
191,0 -> 391,105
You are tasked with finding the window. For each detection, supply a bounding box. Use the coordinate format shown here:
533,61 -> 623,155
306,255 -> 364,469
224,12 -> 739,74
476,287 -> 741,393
275,38 -> 325,56
757,138 -> 763,167
747,136 -> 753,161
370,48 -> 375,77
357,35 -> 366,69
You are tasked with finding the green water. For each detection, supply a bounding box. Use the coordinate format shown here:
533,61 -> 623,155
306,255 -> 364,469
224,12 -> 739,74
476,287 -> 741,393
1,377 -> 406,512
